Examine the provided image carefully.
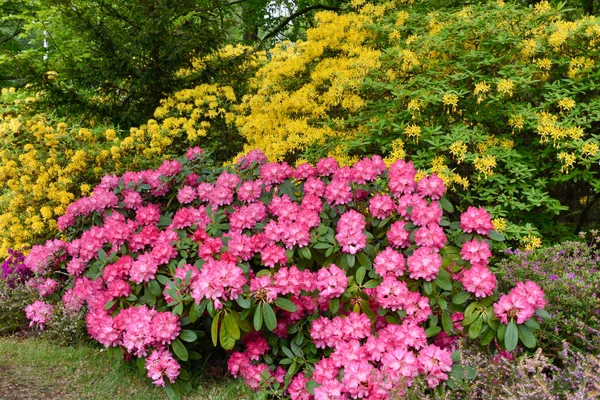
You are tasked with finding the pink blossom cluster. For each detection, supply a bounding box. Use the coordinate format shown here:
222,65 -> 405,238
24,300 -> 53,330
494,281 -> 546,324
145,349 -> 181,386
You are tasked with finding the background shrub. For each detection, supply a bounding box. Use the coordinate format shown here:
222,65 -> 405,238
233,1 -> 600,242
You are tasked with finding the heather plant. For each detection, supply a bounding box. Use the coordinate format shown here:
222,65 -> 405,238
233,1 -> 600,242
494,237 -> 600,354
22,148 -> 547,399
408,340 -> 600,399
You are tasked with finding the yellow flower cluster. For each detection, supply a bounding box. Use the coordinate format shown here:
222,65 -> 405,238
521,235 -> 542,251
473,155 -> 497,178
235,8 -> 383,161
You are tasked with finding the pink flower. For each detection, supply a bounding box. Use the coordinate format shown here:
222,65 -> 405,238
388,160 -> 416,196
260,162 -> 293,185
293,163 -> 317,180
325,179 -> 353,205
336,210 -> 366,254
407,247 -> 441,281
129,252 -> 159,283
316,264 -> 348,300
145,349 -> 180,387
316,157 -> 339,176
417,174 -> 445,200
190,258 -> 245,308
177,185 -> 197,204
387,220 -> 411,248
373,247 -> 405,278
237,179 -> 263,203
237,149 -> 268,169
25,300 -> 53,330
136,204 -> 161,226
461,239 -> 492,266
417,344 -> 453,388
414,223 -> 446,250
460,206 -> 494,235
369,194 -> 396,219
461,264 -> 496,298
151,312 -> 181,345
186,146 -> 204,160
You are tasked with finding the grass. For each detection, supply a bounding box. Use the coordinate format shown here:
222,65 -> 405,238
0,336 -> 255,400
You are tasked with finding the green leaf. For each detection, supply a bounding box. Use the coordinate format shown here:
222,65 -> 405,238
219,322 -> 236,350
439,197 -> 454,213
253,303 -> 263,331
164,382 -> 181,400
462,310 -> 480,326
452,291 -> 470,305
425,326 -> 442,338
104,299 -> 117,311
171,338 -> 188,361
275,297 -> 298,313
468,315 -> 482,339
173,302 -> 183,316
363,279 -> 380,289
487,230 -> 505,241
517,324 -> 537,348
262,302 -> 277,331
236,296 -> 251,309
223,313 -> 240,340
481,326 -> 496,345
329,297 -> 340,314
300,246 -> 312,260
524,318 -> 540,331
434,271 -> 452,291
423,281 -> 433,295
179,329 -> 198,343
536,308 -> 551,321
356,252 -> 372,268
442,311 -> 453,335
356,266 -> 366,285
148,279 -> 162,297
346,254 -> 355,268
211,314 -> 220,347
505,321 -> 518,351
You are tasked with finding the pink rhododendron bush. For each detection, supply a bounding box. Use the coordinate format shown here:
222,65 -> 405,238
23,148 -> 548,399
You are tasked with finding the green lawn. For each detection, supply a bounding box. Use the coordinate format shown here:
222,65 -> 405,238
0,336 -> 254,400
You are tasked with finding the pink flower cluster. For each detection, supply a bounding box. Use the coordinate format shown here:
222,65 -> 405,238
494,281 -> 546,324
22,147 -> 546,395
24,300 -> 53,330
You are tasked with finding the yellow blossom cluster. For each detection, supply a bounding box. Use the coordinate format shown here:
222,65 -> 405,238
234,7 -> 384,161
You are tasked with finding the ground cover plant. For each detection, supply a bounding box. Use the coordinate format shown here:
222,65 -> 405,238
19,147 -> 549,399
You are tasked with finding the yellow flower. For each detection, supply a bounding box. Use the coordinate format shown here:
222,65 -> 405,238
497,79 -> 515,97
492,218 -> 507,233
509,114 -> 525,132
521,235 -> 542,251
581,142 -> 599,158
449,141 -> 467,164
557,97 -> 576,111
442,94 -> 459,113
404,124 -> 421,141
474,82 -> 490,104
473,155 -> 497,177
557,151 -> 576,174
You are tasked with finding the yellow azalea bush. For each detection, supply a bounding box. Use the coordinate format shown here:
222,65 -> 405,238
232,1 -> 600,242
0,45 -> 264,257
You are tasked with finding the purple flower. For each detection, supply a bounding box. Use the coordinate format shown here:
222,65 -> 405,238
549,274 -> 559,281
